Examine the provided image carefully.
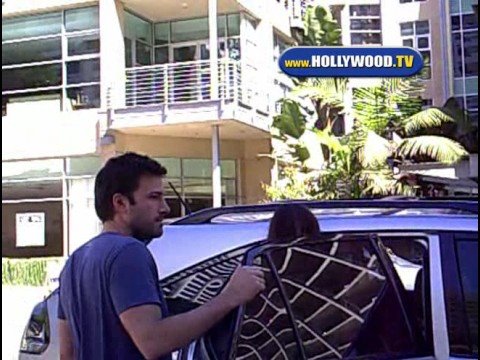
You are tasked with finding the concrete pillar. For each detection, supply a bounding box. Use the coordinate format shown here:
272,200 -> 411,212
68,177 -> 101,253
99,0 -> 126,112
212,125 -> 222,207
209,0 -> 219,99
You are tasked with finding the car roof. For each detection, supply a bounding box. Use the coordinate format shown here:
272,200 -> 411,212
172,199 -> 478,225
149,213 -> 478,280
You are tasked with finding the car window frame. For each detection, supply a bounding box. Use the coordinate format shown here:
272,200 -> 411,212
439,231 -> 478,359
226,232 -> 435,360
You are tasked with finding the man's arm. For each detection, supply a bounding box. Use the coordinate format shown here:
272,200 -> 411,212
58,319 -> 74,360
119,266 -> 265,360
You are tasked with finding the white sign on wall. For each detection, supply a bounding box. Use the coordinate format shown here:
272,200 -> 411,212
16,212 -> 46,247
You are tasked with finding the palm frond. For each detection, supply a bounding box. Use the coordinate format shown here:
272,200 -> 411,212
359,131 -> 391,167
403,108 -> 456,135
397,136 -> 468,164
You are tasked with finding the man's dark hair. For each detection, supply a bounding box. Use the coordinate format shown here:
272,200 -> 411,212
94,152 -> 167,222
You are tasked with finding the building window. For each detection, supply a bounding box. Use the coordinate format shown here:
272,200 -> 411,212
125,12 -> 241,68
400,21 -> 431,79
399,0 -> 427,3
154,158 -> 237,217
451,12 -> 478,79
422,98 -> 433,109
349,5 -> 382,45
451,3 -> 478,126
273,32 -> 292,66
2,6 -> 101,115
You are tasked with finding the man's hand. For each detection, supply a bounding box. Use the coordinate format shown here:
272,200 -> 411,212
220,266 -> 266,308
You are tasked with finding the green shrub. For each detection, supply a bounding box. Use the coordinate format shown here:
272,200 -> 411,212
2,258 -> 62,286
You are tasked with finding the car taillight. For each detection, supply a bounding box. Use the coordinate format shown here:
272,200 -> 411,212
19,300 -> 50,354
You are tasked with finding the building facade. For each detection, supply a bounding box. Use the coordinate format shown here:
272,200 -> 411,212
2,0 -> 303,257
323,0 -> 477,135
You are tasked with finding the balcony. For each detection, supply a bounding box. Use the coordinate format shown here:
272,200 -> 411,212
111,59 -> 271,135
125,59 -> 244,107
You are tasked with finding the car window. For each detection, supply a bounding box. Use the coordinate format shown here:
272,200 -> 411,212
381,236 -> 432,350
160,245 -> 249,313
441,232 -> 478,358
456,240 -> 478,356
229,235 -> 427,360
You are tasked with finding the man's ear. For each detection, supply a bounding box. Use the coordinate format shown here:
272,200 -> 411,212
112,193 -> 130,215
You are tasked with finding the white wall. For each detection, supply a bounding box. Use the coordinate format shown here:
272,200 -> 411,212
1,109 -> 99,161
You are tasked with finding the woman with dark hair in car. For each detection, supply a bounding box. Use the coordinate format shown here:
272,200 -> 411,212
267,204 -> 320,243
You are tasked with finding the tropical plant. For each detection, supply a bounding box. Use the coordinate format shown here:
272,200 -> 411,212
301,5 -> 342,46
353,78 -> 469,167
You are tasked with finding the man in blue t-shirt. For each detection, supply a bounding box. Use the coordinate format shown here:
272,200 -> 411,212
58,153 -> 265,359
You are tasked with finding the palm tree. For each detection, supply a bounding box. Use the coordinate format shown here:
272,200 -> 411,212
354,78 -> 469,169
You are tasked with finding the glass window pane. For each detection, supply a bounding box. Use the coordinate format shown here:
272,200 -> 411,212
125,11 -> 152,44
450,0 -> 461,13
350,5 -> 380,16
451,16 -> 461,31
351,33 -> 382,45
420,50 -> 431,64
400,22 -> 414,36
221,160 -> 236,178
67,156 -> 102,176
227,14 -> 241,36
454,79 -> 465,95
171,18 -> 208,43
125,38 -> 133,68
183,159 -> 211,178
466,95 -> 478,109
2,64 -> 62,92
421,65 -> 432,79
350,19 -> 381,31
464,32 -> 478,77
465,78 -> 478,94
155,47 -> 169,64
403,39 -> 414,47
2,12 -> 62,41
135,42 -> 152,66
2,37 -> 62,65
452,33 -> 464,78
66,59 -> 100,85
217,15 -> 227,38
227,37 -> 241,60
415,21 -> 430,35
68,34 -> 100,56
66,85 -> 100,109
2,159 -> 63,180
154,158 -> 181,178
154,22 -> 169,45
417,37 -> 429,49
462,14 -> 478,30
183,178 -> 212,196
462,0 -> 477,12
223,179 -> 236,198
65,6 -> 99,32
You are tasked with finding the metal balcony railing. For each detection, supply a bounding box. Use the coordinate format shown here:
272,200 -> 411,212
125,59 -> 242,107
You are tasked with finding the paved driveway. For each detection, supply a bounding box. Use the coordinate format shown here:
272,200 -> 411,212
2,286 -> 48,360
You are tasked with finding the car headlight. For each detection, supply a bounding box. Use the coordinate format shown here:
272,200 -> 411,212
19,300 -> 50,354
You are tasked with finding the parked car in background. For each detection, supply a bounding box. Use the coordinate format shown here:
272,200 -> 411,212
19,200 -> 478,360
